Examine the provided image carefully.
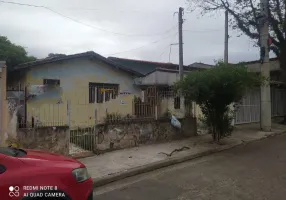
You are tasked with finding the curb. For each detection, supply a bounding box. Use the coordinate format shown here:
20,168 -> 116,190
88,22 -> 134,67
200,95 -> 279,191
92,131 -> 285,188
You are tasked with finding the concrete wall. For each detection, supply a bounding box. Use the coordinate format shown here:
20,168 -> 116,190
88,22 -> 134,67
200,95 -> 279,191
17,58 -> 141,128
247,59 -> 280,72
159,97 -> 186,119
94,118 -> 197,153
16,126 -> 69,156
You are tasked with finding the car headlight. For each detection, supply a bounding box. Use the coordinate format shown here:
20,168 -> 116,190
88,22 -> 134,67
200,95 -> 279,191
72,168 -> 90,183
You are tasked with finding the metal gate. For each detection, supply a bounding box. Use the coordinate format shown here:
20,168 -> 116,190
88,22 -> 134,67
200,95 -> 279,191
234,87 -> 286,125
134,86 -> 158,118
271,88 -> 286,117
234,89 -> 261,124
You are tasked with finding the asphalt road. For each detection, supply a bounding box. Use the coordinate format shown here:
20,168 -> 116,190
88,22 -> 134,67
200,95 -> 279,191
93,134 -> 286,200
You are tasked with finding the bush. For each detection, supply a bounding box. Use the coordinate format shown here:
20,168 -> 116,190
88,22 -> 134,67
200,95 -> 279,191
175,61 -> 264,142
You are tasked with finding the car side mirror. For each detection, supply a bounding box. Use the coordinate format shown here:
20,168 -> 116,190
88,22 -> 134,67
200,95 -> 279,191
0,164 -> 6,174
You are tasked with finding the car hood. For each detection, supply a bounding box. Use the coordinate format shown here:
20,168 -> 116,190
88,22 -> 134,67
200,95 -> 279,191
18,149 -> 84,168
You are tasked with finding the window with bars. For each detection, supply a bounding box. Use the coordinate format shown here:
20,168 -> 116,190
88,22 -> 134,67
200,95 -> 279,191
89,82 -> 119,103
174,96 -> 181,109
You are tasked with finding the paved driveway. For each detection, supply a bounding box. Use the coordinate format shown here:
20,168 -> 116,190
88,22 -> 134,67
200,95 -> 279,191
94,134 -> 286,200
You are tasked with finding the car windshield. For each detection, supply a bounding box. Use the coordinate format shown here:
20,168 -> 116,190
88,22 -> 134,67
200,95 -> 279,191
0,147 -> 27,157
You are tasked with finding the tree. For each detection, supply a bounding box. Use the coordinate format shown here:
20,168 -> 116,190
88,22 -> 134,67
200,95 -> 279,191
175,62 -> 264,142
47,53 -> 66,58
187,0 -> 286,78
0,36 -> 36,68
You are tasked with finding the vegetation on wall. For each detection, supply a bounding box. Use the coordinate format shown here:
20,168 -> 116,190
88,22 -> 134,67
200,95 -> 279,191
175,61 -> 264,142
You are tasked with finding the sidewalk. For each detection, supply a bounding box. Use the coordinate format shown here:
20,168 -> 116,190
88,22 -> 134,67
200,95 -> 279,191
80,123 -> 286,187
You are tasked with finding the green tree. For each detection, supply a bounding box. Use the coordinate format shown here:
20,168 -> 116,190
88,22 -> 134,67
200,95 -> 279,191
175,62 -> 264,142
47,53 -> 66,58
0,36 -> 36,68
187,0 -> 286,78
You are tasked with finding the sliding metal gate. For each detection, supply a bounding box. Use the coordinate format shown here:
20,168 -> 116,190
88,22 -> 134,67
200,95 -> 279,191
234,89 -> 260,125
234,87 -> 286,125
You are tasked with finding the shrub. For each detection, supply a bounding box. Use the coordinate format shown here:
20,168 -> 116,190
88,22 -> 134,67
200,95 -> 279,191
175,61 -> 264,142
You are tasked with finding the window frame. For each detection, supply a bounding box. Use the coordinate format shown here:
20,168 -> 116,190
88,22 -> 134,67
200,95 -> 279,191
89,82 -> 119,104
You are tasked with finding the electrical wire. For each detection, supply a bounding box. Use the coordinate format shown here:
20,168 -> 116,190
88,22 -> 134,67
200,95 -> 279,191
57,7 -> 175,14
159,32 -> 178,61
107,32 -> 178,56
0,0 -> 178,37
183,29 -> 222,32
0,0 -> 42,8
159,44 -> 173,60
0,1 -> 226,36
0,0 -> 174,13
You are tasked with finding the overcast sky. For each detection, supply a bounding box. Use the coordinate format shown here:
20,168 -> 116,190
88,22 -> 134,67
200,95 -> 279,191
0,0 -> 270,65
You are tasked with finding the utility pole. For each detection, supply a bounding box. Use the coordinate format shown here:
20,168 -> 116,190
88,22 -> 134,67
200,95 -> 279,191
224,10 -> 229,63
224,10 -> 234,126
259,0 -> 271,131
178,7 -> 184,80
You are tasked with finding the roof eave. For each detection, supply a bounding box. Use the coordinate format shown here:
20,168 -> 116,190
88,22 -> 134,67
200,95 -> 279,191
13,52 -> 142,76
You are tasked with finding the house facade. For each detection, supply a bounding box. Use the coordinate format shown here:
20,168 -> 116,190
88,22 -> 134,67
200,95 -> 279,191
8,52 -> 142,128
7,52 -> 212,129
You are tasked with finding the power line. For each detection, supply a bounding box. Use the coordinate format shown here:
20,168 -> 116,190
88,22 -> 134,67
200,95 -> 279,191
159,32 -> 178,61
183,29 -> 222,32
0,0 -> 42,8
107,33 -> 178,56
58,7 -> 175,14
159,44 -> 172,60
0,1 -> 225,36
0,0 -> 174,13
0,0 -> 177,37
46,7 -> 177,37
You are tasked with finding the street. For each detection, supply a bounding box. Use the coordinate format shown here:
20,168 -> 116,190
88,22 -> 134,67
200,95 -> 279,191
93,134 -> 286,200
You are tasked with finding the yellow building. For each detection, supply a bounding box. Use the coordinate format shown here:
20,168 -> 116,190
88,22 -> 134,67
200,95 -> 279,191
8,52 -> 143,128
8,52 -> 211,129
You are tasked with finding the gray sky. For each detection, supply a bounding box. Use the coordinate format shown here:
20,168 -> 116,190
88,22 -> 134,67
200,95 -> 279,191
0,0 -> 269,65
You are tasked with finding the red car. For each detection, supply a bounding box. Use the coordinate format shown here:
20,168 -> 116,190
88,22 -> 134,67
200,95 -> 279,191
0,146 -> 93,200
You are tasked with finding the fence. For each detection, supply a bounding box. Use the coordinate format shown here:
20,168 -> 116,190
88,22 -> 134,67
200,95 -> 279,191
234,89 -> 261,124
234,87 -> 286,125
5,84 -> 193,156
271,87 -> 286,117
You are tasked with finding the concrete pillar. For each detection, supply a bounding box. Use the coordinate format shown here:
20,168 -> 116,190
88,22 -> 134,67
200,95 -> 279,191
259,0 -> 272,131
0,62 -> 7,146
260,65 -> 271,131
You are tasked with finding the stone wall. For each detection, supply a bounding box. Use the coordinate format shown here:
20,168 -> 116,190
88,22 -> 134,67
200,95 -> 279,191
15,126 -> 69,156
2,98 -> 19,145
95,117 -> 197,153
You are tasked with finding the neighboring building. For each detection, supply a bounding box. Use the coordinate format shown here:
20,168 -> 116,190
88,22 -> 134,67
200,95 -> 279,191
109,57 -> 209,86
234,58 -> 286,124
189,62 -> 214,69
244,58 -> 280,73
109,57 -> 210,118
